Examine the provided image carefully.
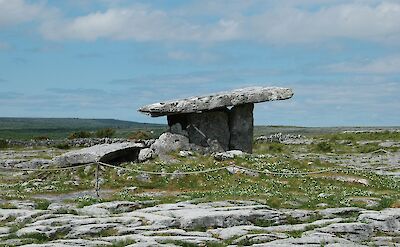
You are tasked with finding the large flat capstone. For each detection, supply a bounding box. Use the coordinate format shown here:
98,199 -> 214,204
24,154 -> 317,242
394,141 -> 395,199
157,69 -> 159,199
139,87 -> 293,117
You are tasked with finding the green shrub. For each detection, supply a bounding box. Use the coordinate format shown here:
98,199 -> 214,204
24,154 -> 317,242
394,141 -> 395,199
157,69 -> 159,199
0,139 -> 8,149
34,199 -> 50,210
54,142 -> 70,149
20,233 -> 49,243
95,128 -> 115,138
75,196 -> 102,208
357,143 -> 380,153
315,141 -> 333,152
128,130 -> 152,140
0,202 -> 17,209
33,136 -> 49,141
68,131 -> 92,139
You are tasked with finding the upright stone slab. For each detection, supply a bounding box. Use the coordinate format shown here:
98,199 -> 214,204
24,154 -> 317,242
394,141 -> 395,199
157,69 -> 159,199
229,103 -> 254,153
168,109 -> 230,152
187,110 -> 230,151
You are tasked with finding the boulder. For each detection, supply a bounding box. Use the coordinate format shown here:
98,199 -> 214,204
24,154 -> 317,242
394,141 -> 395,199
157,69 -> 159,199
138,148 -> 155,162
150,132 -> 190,156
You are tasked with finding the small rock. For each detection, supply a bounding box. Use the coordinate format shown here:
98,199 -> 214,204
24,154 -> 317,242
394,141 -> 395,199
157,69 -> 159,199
179,150 -> 193,157
214,150 -> 245,161
0,226 -> 10,235
171,170 -> 185,179
226,166 -> 259,177
122,186 -> 138,193
84,165 -> 92,175
136,173 -> 151,182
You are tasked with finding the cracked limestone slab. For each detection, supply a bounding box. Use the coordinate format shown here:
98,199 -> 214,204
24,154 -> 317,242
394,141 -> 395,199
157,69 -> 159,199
139,86 -> 293,117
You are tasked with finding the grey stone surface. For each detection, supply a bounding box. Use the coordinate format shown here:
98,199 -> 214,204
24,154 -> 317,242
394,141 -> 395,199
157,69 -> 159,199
316,222 -> 373,242
358,208 -> 400,233
139,86 -> 293,117
54,142 -> 145,166
233,232 -> 287,244
1,200 -> 400,246
258,233 -> 367,247
229,103 -> 254,153
319,207 -> 362,218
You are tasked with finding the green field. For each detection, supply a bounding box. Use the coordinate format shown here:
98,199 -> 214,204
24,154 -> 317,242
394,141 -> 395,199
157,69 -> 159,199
254,125 -> 400,137
1,133 -> 399,210
1,117 -> 399,140
0,117 -> 166,139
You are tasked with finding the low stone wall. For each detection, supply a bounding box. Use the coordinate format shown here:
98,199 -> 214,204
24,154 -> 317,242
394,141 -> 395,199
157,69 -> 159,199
5,138 -> 141,148
256,133 -> 303,143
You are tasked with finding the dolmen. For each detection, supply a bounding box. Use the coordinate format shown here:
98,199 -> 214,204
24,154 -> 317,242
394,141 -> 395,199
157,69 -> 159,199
52,87 -> 293,167
139,86 -> 293,153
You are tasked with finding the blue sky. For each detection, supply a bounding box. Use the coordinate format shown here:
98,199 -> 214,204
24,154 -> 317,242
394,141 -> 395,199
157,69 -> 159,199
1,0 -> 399,126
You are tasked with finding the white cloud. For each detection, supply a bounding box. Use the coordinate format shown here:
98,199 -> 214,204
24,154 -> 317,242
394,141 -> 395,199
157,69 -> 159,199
2,0 -> 400,45
326,56 -> 400,74
166,51 -> 193,61
37,1 -> 400,44
247,2 -> 400,44
39,6 -> 241,42
0,0 -> 45,26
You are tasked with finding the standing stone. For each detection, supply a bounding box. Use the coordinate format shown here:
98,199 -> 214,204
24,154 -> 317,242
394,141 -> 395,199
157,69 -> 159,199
168,109 -> 230,152
229,103 -> 254,153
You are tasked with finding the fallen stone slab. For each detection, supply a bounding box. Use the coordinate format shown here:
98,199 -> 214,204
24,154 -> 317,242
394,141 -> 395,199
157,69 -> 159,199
139,87 -> 293,117
53,142 -> 145,166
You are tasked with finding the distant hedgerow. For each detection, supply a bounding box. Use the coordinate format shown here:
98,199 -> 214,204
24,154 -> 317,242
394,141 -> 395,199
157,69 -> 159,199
95,128 -> 115,138
128,130 -> 152,140
68,131 -> 93,139
0,139 -> 8,149
315,141 -> 333,152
